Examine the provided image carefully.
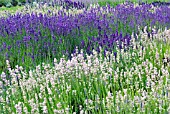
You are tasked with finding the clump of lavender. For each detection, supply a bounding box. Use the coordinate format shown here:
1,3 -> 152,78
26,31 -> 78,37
0,3 -> 170,75
0,28 -> 170,113
59,0 -> 86,10
150,1 -> 170,7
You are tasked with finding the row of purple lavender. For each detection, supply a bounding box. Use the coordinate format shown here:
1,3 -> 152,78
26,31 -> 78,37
0,2 -> 170,72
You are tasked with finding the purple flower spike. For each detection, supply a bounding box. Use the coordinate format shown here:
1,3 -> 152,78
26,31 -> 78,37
23,36 -> 31,43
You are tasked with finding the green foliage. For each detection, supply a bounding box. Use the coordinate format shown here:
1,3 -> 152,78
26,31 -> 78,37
97,0 -> 121,7
0,0 -> 26,7
0,0 -> 3,6
11,0 -> 18,6
18,0 -> 25,3
6,2 -> 13,7
17,2 -> 22,6
0,0 -> 12,6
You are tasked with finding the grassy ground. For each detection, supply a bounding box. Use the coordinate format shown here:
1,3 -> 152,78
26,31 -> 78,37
0,5 -> 23,13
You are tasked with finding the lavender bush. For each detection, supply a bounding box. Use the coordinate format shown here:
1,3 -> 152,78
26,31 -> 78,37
0,28 -> 170,113
0,3 -> 170,73
0,1 -> 170,113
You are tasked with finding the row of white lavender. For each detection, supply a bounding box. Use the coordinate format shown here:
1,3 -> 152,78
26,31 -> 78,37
0,27 -> 170,113
0,2 -> 152,18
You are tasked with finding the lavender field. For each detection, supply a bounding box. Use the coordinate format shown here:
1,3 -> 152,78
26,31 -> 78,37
0,0 -> 170,113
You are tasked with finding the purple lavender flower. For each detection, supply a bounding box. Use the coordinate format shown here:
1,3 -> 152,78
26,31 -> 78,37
23,36 -> 31,43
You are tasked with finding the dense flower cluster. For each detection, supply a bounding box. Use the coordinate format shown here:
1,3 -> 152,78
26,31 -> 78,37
58,0 -> 86,10
0,3 -> 170,73
0,28 -> 170,113
139,1 -> 170,7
